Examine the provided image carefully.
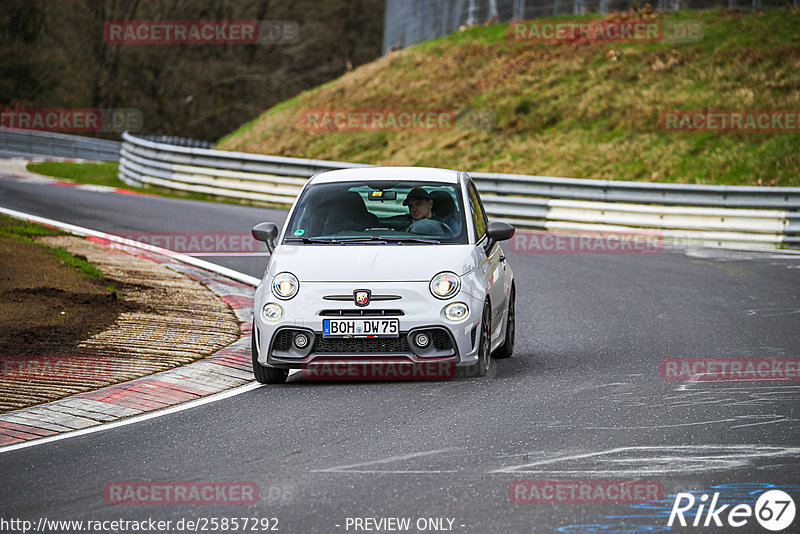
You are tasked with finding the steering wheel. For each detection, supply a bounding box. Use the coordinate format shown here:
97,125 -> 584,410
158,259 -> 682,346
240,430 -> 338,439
407,218 -> 448,236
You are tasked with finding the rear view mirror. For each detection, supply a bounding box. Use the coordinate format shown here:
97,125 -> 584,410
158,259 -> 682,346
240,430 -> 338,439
251,222 -> 279,252
486,221 -> 515,242
367,190 -> 397,201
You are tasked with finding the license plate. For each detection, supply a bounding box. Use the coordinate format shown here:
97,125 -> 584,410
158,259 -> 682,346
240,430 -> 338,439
322,318 -> 399,338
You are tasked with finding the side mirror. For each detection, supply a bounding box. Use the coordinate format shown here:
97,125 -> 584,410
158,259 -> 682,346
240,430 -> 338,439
486,221 -> 515,242
251,222 -> 279,252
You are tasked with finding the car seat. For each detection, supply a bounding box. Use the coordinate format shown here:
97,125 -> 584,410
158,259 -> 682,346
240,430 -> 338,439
322,191 -> 379,234
431,190 -> 460,235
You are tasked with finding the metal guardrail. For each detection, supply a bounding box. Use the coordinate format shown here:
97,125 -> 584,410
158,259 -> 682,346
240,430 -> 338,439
118,131 -> 800,250
134,134 -> 215,149
0,128 -> 121,162
118,131 -> 365,205
470,172 -> 800,209
3,129 -> 795,249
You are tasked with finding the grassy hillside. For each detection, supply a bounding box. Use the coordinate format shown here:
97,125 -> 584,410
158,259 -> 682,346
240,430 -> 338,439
218,9 -> 800,187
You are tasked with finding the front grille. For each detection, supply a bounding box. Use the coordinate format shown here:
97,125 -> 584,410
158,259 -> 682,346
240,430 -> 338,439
314,334 -> 411,354
273,327 -> 455,358
320,309 -> 404,317
323,294 -> 401,302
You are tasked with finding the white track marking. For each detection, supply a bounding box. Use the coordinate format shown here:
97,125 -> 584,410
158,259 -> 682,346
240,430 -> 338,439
730,418 -> 797,429
585,414 -> 791,430
182,253 -> 269,257
313,448 -> 460,473
0,207 -> 261,286
319,470 -> 460,474
685,247 -> 800,260
492,445 -> 800,475
584,418 -> 741,429
0,383 -> 262,454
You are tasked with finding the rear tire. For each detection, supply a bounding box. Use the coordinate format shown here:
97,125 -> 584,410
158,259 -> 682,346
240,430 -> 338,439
252,323 -> 288,384
493,287 -> 515,359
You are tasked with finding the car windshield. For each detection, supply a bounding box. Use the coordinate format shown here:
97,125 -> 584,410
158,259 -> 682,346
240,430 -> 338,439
283,180 -> 468,244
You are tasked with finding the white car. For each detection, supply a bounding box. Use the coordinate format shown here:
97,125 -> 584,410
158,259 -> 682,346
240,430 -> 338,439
250,166 -> 515,383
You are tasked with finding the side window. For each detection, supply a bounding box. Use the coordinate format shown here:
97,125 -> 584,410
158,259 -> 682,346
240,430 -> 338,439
468,182 -> 488,241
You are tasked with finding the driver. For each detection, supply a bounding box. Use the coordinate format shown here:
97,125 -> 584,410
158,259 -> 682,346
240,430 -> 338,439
402,187 -> 450,235
403,187 -> 435,223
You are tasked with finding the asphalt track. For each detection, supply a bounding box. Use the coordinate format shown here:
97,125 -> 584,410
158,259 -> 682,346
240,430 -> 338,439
1,174 -> 799,534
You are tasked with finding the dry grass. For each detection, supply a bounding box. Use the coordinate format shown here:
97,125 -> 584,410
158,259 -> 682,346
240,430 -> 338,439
219,9 -> 800,186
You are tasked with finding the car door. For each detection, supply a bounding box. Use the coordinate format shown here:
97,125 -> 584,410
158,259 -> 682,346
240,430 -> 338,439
467,180 -> 506,342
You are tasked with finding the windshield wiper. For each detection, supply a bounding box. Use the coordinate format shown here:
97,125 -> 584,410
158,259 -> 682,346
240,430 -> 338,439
284,236 -> 389,245
333,236 -> 389,244
284,236 -> 440,245
335,236 -> 442,244
284,237 -> 341,244
379,236 -> 441,244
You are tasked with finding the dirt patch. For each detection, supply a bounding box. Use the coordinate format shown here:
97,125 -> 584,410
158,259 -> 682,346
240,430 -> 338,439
0,224 -> 241,413
0,222 -> 126,358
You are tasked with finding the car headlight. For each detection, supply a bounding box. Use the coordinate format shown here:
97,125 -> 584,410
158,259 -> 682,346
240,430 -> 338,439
271,272 -> 299,300
430,271 -> 460,299
262,303 -> 283,322
444,302 -> 469,322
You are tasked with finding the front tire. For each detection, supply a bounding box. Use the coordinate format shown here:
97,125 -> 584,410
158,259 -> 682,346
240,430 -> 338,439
252,323 -> 288,384
468,302 -> 492,378
493,287 -> 515,359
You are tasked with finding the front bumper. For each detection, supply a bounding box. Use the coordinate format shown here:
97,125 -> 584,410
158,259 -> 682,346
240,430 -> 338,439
254,281 -> 483,369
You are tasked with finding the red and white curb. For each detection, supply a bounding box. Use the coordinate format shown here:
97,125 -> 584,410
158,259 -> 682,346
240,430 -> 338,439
0,157 -> 153,196
0,207 -> 262,452
47,180 -> 152,196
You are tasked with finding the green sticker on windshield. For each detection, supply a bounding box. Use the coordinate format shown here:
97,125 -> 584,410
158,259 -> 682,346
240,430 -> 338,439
293,229 -> 305,236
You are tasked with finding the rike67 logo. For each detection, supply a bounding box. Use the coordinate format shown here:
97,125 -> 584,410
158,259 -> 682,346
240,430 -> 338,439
669,489 -> 795,531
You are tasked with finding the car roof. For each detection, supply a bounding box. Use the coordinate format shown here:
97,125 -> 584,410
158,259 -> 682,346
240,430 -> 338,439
308,166 -> 462,185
